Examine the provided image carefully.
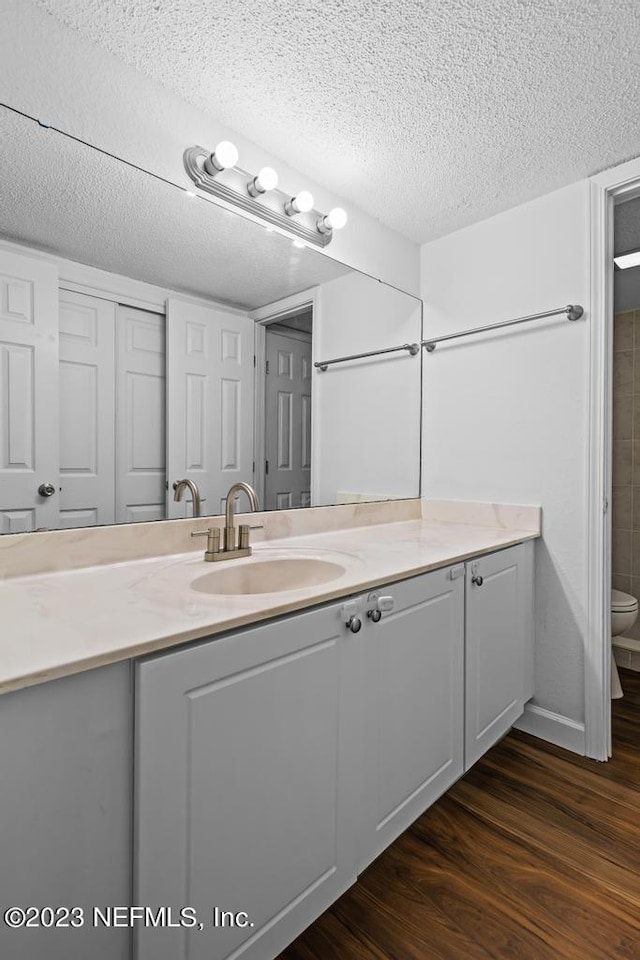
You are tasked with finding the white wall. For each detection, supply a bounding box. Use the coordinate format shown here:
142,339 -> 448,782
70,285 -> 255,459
313,273 -> 422,505
0,0 -> 418,295
614,264 -> 640,312
421,182 -> 591,746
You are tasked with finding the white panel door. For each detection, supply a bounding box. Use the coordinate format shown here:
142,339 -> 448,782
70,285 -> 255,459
358,567 -> 465,871
264,329 -> 312,510
58,290 -> 116,528
115,305 -> 166,524
465,543 -> 529,768
135,602 -> 357,960
0,249 -> 58,533
166,298 -> 254,518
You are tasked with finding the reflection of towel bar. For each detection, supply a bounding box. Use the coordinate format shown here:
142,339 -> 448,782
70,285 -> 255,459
422,304 -> 583,353
314,342 -> 420,372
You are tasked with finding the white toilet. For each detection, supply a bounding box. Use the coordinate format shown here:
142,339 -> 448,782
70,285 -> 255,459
611,589 -> 639,698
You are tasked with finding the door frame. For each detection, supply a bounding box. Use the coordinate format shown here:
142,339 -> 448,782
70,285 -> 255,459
250,287 -> 317,509
587,156 -> 640,760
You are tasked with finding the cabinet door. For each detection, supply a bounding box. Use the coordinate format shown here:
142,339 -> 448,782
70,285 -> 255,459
465,542 -> 533,768
135,603 -> 357,960
0,663 -> 132,960
358,567 -> 465,871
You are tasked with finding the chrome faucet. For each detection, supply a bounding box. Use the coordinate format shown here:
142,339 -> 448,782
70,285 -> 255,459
224,482 -> 260,552
191,481 -> 260,562
173,478 -> 202,518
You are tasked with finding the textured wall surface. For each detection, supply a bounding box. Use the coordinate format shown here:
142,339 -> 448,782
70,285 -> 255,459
35,0 -> 640,244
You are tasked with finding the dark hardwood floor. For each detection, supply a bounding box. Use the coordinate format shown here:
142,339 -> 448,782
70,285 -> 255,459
279,669 -> 640,959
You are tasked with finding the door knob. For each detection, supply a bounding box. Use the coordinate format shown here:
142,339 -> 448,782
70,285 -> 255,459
37,483 -> 56,497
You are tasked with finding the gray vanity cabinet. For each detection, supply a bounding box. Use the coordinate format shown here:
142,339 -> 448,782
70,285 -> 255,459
134,602 -> 359,960
357,565 -> 465,871
465,541 -> 535,768
0,662 -> 132,960
134,543 -> 534,960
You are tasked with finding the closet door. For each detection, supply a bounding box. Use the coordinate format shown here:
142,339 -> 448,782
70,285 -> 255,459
58,290 -> 116,528
115,305 -> 166,524
166,298 -> 254,519
0,248 -> 59,533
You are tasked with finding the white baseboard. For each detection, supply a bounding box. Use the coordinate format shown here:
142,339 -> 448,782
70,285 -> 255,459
513,702 -> 586,756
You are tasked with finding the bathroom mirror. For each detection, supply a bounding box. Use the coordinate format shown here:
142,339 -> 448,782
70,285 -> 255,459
0,104 -> 422,533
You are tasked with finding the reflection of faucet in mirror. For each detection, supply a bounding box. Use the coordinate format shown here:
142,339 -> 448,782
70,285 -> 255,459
173,479 -> 202,518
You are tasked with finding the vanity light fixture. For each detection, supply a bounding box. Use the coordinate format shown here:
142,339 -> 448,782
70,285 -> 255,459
183,145 -> 347,248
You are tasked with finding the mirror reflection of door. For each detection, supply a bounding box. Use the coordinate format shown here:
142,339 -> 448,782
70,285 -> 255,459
166,297 -> 254,519
0,248 -> 58,533
59,292 -> 166,528
264,310 -> 312,511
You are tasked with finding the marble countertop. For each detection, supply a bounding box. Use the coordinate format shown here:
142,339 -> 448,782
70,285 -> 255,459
0,507 -> 539,695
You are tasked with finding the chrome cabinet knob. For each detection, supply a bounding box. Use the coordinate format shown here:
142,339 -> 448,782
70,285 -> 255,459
366,592 -> 394,622
37,482 -> 56,497
346,616 -> 362,634
472,574 -> 484,586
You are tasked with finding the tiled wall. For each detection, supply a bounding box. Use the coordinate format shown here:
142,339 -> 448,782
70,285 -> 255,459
612,309 -> 640,643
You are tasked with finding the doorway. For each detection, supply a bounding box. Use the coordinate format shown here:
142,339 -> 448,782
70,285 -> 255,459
263,310 -> 313,511
610,196 -> 640,717
253,295 -> 315,512
587,158 -> 640,760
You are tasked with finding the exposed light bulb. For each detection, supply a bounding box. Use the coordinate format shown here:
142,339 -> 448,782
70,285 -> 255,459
285,190 -> 314,216
247,166 -> 279,197
317,206 -> 348,234
327,207 -> 347,230
204,140 -> 239,174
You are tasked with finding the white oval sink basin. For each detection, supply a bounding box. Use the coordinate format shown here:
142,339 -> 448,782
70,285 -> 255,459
191,557 -> 346,596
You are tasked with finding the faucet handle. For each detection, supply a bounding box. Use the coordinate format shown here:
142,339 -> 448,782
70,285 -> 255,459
191,526 -> 222,558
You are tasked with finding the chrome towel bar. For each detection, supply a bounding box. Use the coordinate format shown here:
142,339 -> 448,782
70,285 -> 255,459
314,342 -> 420,372
422,304 -> 584,353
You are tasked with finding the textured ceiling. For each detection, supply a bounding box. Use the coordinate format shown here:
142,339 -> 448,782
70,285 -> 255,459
34,0 -> 640,244
0,107 -> 350,309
